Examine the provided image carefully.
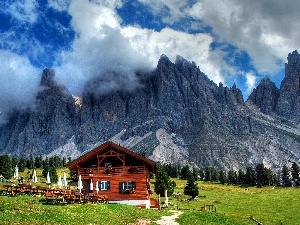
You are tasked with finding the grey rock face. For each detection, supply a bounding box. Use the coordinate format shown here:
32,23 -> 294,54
247,76 -> 279,114
0,53 -> 299,172
276,50 -> 300,119
0,69 -> 77,157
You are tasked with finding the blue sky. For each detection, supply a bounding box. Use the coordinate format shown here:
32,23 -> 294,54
0,0 -> 299,123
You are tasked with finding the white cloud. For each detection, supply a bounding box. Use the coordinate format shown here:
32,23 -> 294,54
54,0 -> 220,95
48,0 -> 71,12
2,0 -> 39,24
0,50 -> 40,124
246,72 -> 257,95
141,0 -> 300,79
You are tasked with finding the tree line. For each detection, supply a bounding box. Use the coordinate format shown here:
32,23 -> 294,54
161,162 -> 300,187
0,154 -> 72,183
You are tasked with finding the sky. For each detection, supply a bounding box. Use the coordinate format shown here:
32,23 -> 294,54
0,0 -> 299,124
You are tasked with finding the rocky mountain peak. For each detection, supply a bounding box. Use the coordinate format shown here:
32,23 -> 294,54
276,50 -> 300,118
40,68 -> 56,87
247,76 -> 279,114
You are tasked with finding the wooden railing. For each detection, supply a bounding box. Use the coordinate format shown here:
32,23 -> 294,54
79,166 -> 145,176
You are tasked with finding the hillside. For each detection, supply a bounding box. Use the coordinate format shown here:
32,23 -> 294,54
0,51 -> 300,171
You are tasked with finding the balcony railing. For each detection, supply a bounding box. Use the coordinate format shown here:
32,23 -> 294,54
79,166 -> 145,176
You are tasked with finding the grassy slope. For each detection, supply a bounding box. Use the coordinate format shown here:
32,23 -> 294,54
2,169 -> 300,224
161,179 -> 300,225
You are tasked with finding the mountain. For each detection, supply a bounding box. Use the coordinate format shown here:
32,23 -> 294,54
0,51 -> 300,171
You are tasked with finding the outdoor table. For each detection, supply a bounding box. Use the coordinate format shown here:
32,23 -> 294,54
74,192 -> 84,204
3,185 -> 15,196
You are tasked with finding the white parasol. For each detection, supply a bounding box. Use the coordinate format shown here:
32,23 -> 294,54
57,174 -> 62,187
13,165 -> 19,179
46,171 -> 51,185
90,179 -> 93,191
78,175 -> 83,193
32,169 -> 38,183
62,172 -> 67,187
95,181 -> 99,193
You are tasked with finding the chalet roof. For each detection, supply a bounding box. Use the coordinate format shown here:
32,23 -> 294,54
66,141 -> 156,172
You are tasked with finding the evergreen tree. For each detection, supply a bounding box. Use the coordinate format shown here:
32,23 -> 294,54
184,170 -> 199,199
49,166 -> 58,183
255,163 -> 272,186
42,157 -> 50,178
164,164 -> 179,178
237,169 -> 245,184
218,170 -> 227,184
281,164 -> 292,187
154,164 -> 175,197
198,168 -> 205,180
62,157 -> 67,167
11,156 -> 18,168
204,167 -> 212,181
0,154 -> 13,179
245,166 -> 256,186
227,170 -> 237,184
210,167 -> 219,182
34,155 -> 43,168
18,157 -> 26,172
180,165 -> 189,180
291,162 -> 300,186
192,167 -> 199,181
27,155 -> 34,169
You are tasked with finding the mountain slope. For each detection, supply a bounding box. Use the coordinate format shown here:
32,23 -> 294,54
0,52 -> 300,171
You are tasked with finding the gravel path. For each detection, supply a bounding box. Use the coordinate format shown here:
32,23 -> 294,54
155,210 -> 183,225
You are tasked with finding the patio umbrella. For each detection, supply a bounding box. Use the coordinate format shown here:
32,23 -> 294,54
90,179 -> 93,191
78,175 -> 83,193
62,172 -> 67,187
32,169 -> 38,183
95,181 -> 99,193
46,171 -> 51,185
13,165 -> 19,179
57,174 -> 62,187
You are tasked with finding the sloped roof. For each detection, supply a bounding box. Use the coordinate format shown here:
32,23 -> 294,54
66,141 -> 156,172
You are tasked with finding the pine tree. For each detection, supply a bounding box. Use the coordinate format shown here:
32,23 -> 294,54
0,154 -> 13,179
49,166 -> 58,183
237,169 -> 245,184
291,162 -> 300,186
34,155 -> 43,168
11,156 -> 18,168
227,170 -> 237,184
184,170 -> 199,199
218,170 -> 228,184
281,164 -> 292,187
245,166 -> 256,186
180,165 -> 189,180
18,157 -> 26,172
42,157 -> 50,178
154,164 -> 175,197
27,155 -> 34,169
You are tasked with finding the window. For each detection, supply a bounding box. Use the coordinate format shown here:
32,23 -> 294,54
99,181 -> 110,190
119,181 -> 136,194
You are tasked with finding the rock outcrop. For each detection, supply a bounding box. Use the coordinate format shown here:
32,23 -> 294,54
0,52 -> 299,171
247,76 -> 279,114
276,50 -> 300,119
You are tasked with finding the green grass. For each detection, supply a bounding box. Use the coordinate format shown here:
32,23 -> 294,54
0,195 -> 168,225
159,180 -> 300,225
2,171 -> 300,224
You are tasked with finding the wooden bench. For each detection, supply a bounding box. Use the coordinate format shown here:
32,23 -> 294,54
44,192 -> 57,204
201,204 -> 215,211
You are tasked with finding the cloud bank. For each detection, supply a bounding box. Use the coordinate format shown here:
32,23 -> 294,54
0,50 -> 40,124
0,0 -> 299,123
54,0 -> 218,95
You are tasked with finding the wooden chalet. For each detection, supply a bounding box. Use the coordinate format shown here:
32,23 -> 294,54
66,141 -> 157,208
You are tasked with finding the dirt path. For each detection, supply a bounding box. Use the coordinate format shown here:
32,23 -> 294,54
155,210 -> 183,225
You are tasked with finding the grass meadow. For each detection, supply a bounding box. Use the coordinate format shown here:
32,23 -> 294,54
0,169 -> 299,224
